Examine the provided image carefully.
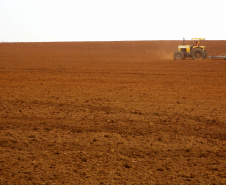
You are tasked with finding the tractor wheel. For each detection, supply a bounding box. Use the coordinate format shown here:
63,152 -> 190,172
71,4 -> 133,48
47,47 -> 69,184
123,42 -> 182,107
204,50 -> 207,59
191,48 -> 205,60
174,51 -> 184,60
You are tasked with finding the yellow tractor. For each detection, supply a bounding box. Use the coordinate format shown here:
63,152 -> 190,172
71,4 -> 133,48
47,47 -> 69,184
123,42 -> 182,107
174,38 -> 207,60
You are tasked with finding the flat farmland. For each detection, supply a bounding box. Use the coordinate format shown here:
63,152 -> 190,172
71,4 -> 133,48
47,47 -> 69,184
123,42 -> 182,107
0,41 -> 226,184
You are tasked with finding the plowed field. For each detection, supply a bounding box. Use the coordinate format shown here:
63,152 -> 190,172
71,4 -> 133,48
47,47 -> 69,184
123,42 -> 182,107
0,41 -> 226,184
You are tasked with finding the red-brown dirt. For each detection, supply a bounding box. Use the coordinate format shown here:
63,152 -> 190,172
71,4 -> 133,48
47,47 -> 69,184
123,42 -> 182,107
0,41 -> 226,184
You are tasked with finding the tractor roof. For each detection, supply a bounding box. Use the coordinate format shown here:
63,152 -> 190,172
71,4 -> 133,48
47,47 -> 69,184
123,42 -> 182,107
191,38 -> 206,40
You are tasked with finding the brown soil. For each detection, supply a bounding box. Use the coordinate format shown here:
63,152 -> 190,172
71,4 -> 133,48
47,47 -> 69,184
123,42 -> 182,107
0,41 -> 226,184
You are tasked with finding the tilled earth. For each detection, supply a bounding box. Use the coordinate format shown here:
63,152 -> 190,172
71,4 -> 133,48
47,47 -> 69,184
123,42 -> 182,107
0,41 -> 226,184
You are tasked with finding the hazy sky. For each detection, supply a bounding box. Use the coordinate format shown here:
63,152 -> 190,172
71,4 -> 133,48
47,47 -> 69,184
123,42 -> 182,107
1,0 -> 226,42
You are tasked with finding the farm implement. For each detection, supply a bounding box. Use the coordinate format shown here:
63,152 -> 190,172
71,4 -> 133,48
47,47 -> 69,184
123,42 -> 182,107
209,53 -> 226,60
